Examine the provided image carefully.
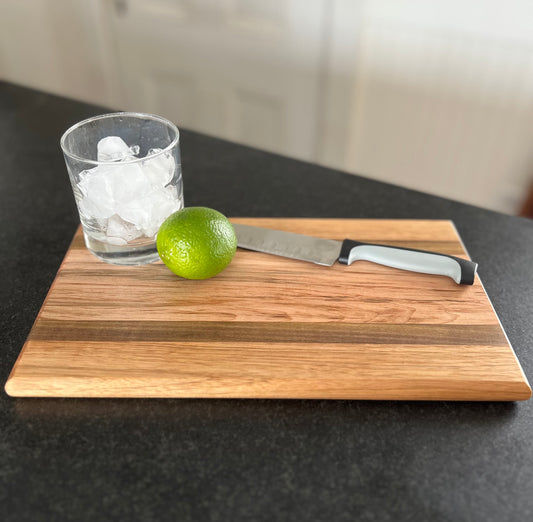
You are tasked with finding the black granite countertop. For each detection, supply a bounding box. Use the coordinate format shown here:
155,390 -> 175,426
1,81 -> 532,522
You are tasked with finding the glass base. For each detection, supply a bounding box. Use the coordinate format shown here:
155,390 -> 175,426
84,232 -> 160,266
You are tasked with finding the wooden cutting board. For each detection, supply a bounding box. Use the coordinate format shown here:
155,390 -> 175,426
5,218 -> 531,400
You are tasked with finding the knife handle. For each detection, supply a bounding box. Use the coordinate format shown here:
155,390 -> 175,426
339,240 -> 477,285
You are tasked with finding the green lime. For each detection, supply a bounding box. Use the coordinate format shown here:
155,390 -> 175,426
156,207 -> 237,279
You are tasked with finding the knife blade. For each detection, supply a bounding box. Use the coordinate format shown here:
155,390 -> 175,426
233,223 -> 477,285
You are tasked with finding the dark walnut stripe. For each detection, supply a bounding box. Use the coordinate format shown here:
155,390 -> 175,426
30,319 -> 507,346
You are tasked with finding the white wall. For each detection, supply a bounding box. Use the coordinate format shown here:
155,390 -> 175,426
0,0 -> 116,105
2,0 -> 533,215
343,0 -> 533,214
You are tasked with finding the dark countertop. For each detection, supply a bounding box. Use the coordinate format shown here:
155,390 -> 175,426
1,80 -> 532,522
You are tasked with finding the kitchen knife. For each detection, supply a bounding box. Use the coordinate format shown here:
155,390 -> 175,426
233,223 -> 477,285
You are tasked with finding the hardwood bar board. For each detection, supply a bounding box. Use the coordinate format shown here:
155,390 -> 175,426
5,218 -> 531,400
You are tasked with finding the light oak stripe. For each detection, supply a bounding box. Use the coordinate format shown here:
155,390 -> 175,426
69,233 -> 464,256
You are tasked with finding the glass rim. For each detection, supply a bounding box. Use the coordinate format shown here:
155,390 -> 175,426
60,111 -> 180,166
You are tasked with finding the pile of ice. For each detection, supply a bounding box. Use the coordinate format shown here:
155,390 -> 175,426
77,136 -> 181,245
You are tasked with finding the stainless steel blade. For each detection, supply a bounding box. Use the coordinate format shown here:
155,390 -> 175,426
233,223 -> 342,266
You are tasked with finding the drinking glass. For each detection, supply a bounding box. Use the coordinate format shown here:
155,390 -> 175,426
60,112 -> 184,265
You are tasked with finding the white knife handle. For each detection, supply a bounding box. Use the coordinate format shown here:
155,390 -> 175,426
339,240 -> 477,285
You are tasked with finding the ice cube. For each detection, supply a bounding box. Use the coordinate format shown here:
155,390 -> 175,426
115,196 -> 153,234
78,166 -> 115,219
106,214 -> 144,245
97,136 -> 138,162
116,185 -> 180,238
145,186 -> 182,235
142,148 -> 175,187
107,162 -> 152,206
77,161 -> 152,221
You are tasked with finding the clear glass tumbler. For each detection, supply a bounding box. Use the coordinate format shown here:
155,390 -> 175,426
60,112 -> 184,265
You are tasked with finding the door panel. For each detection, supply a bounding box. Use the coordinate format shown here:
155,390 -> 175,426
107,0 -> 328,159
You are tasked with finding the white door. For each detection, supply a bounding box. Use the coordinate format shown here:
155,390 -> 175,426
105,0 -> 329,161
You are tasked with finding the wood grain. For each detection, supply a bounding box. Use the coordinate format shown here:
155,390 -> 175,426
5,219 -> 531,400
